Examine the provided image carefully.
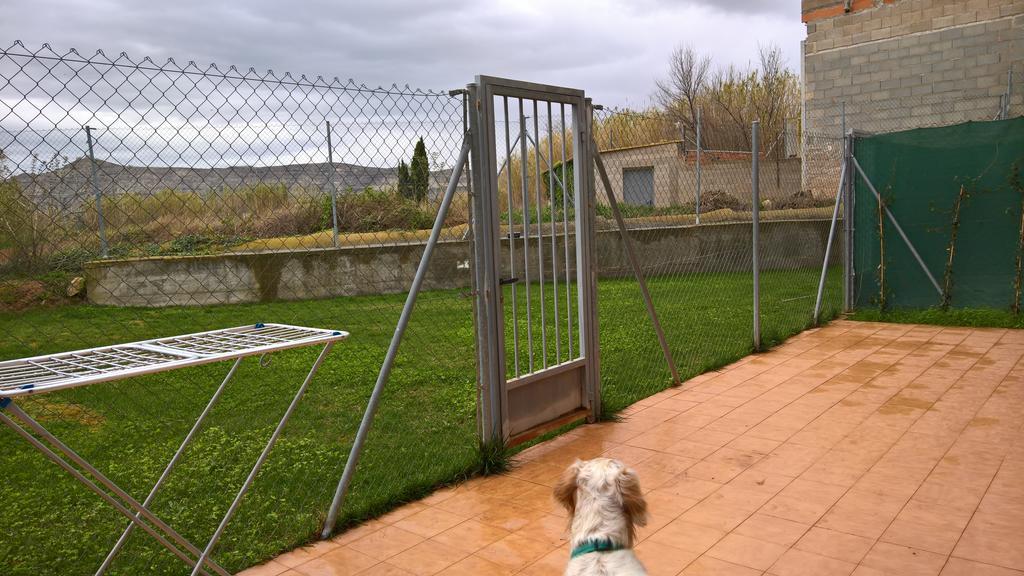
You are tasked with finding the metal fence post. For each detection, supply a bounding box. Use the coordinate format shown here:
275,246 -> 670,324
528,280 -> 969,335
1009,67 -> 1015,119
695,107 -> 702,225
843,131 -> 854,312
326,121 -> 339,248
840,101 -> 846,139
85,126 -> 108,258
752,120 -> 761,351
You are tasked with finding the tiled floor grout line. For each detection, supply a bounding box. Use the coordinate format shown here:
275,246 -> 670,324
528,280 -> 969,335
758,327 -> 1021,574
637,324 -> 917,574
696,325 -> 971,573
740,326 -> 955,574
930,344 -> 1024,575
823,329 -> 1008,573
249,323 -> 1024,576
509,325 -> 891,575
560,325 -> 1018,575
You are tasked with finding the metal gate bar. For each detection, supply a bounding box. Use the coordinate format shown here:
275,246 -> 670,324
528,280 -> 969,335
532,101 -> 548,369
547,101 -> 562,364
519,103 -> 534,374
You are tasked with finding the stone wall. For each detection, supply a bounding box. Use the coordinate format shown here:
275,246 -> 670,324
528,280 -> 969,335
85,219 -> 838,307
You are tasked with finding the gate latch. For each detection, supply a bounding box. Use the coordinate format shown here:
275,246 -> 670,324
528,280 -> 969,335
499,277 -> 519,286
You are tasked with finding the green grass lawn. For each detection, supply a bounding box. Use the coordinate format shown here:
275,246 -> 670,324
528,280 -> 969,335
0,268 -> 840,575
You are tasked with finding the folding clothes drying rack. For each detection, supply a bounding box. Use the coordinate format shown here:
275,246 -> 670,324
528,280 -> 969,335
0,323 -> 348,576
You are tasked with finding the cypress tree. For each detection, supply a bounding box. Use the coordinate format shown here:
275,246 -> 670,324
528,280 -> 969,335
397,160 -> 412,200
410,137 -> 429,203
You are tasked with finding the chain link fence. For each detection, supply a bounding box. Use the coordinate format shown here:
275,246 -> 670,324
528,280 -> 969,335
589,108 -> 844,414
2,39 -> 1015,575
0,42 -> 479,575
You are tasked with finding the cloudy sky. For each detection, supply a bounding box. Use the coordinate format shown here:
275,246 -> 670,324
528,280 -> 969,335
1,0 -> 805,108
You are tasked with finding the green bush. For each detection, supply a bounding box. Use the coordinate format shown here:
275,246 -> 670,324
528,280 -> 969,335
321,187 -> 434,233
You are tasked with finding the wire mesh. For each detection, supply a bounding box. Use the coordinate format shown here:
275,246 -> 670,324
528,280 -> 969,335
0,41 -> 478,575
590,107 -> 843,414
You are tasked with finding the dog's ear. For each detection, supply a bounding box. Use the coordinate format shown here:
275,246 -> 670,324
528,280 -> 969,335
553,460 -> 581,514
618,466 -> 648,537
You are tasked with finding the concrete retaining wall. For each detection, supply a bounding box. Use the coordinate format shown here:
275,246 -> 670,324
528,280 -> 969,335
85,219 -> 838,307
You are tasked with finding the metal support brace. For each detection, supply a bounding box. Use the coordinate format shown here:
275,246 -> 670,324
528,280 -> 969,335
0,407 -> 223,576
852,156 -> 943,297
321,134 -> 472,539
843,131 -> 855,312
96,358 -> 243,576
813,145 -> 847,325
752,121 -> 761,351
190,343 -> 334,576
591,138 -> 681,386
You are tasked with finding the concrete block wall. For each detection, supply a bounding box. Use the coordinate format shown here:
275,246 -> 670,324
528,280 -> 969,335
802,0 -> 1023,136
85,219 -> 837,307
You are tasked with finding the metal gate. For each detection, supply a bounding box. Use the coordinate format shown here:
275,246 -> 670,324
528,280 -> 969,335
468,76 -> 599,444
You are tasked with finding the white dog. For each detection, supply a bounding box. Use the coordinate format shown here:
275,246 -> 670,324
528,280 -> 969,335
554,458 -> 648,576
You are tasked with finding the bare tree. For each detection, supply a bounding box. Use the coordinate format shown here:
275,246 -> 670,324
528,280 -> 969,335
655,45 -> 712,136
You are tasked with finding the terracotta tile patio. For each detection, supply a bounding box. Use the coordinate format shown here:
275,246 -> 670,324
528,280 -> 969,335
242,320 -> 1024,576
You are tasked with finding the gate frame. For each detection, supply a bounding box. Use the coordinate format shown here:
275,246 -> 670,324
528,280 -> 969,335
468,76 -> 600,445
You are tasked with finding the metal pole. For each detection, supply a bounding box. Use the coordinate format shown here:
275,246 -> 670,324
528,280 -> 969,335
752,120 -> 761,351
519,109 -> 534,373
191,343 -> 334,576
852,156 -> 943,297
592,138 -> 681,385
0,409 -> 219,576
467,83 -> 505,447
843,131 -> 854,312
327,121 -> 339,248
85,126 -> 107,258
561,104 -> 573,359
3,403 -> 230,576
840,101 -> 846,140
321,136 -> 472,539
1008,67 -> 1014,119
695,108 -> 702,225
96,358 -> 243,576
496,133 -> 521,177
533,102 -> 547,369
813,157 -> 846,325
547,101 -> 561,364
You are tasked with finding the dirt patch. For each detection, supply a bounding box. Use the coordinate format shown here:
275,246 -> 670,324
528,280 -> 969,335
27,398 -> 105,428
697,189 -> 748,212
0,277 -> 80,312
770,190 -> 834,210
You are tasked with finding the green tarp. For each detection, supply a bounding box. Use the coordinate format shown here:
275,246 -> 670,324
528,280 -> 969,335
853,117 -> 1024,310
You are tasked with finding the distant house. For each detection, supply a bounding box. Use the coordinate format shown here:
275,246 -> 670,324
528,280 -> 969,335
545,141 -> 802,208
